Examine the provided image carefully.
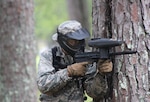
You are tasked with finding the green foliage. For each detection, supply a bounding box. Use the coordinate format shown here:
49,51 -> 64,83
34,0 -> 68,40
85,93 -> 92,102
34,0 -> 92,41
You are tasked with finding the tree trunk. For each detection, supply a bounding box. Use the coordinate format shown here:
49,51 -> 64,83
92,0 -> 150,102
92,0 -> 112,38
111,0 -> 150,101
67,0 -> 90,31
0,0 -> 38,102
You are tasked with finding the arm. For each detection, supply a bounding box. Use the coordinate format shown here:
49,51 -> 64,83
37,49 -> 71,95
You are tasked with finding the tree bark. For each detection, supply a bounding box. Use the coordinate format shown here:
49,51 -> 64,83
111,0 -> 150,101
67,0 -> 90,31
0,0 -> 38,102
92,0 -> 150,102
92,0 -> 112,38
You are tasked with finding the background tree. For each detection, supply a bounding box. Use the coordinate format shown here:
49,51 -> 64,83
35,0 -> 68,41
67,0 -> 91,31
0,0 -> 37,102
92,0 -> 150,102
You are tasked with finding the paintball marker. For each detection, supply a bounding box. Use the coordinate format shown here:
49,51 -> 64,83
75,38 -> 137,63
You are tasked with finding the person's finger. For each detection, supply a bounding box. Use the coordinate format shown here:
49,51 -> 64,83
80,61 -> 89,65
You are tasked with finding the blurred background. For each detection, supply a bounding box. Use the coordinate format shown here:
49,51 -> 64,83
34,0 -> 92,53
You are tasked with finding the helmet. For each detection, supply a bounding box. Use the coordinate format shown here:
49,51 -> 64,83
52,20 -> 90,56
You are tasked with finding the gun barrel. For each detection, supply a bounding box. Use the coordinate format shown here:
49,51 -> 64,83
109,51 -> 137,56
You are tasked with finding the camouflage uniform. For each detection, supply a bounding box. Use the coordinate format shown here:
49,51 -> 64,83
37,46 -> 107,102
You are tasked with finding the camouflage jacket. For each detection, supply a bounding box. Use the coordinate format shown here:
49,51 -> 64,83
37,46 -> 107,102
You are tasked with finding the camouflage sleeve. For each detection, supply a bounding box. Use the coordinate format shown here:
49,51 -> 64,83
84,64 -> 108,99
37,49 -> 71,95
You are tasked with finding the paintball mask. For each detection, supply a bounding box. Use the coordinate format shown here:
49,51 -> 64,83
52,20 -> 90,56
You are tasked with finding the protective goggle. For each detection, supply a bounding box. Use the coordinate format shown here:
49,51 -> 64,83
58,28 -> 90,40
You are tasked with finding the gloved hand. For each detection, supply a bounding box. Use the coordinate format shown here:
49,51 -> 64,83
97,60 -> 112,74
67,62 -> 89,77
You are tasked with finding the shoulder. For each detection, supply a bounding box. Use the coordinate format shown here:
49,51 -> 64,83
40,46 -> 62,60
40,48 -> 52,57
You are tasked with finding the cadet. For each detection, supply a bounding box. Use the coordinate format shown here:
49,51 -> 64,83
37,20 -> 112,102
